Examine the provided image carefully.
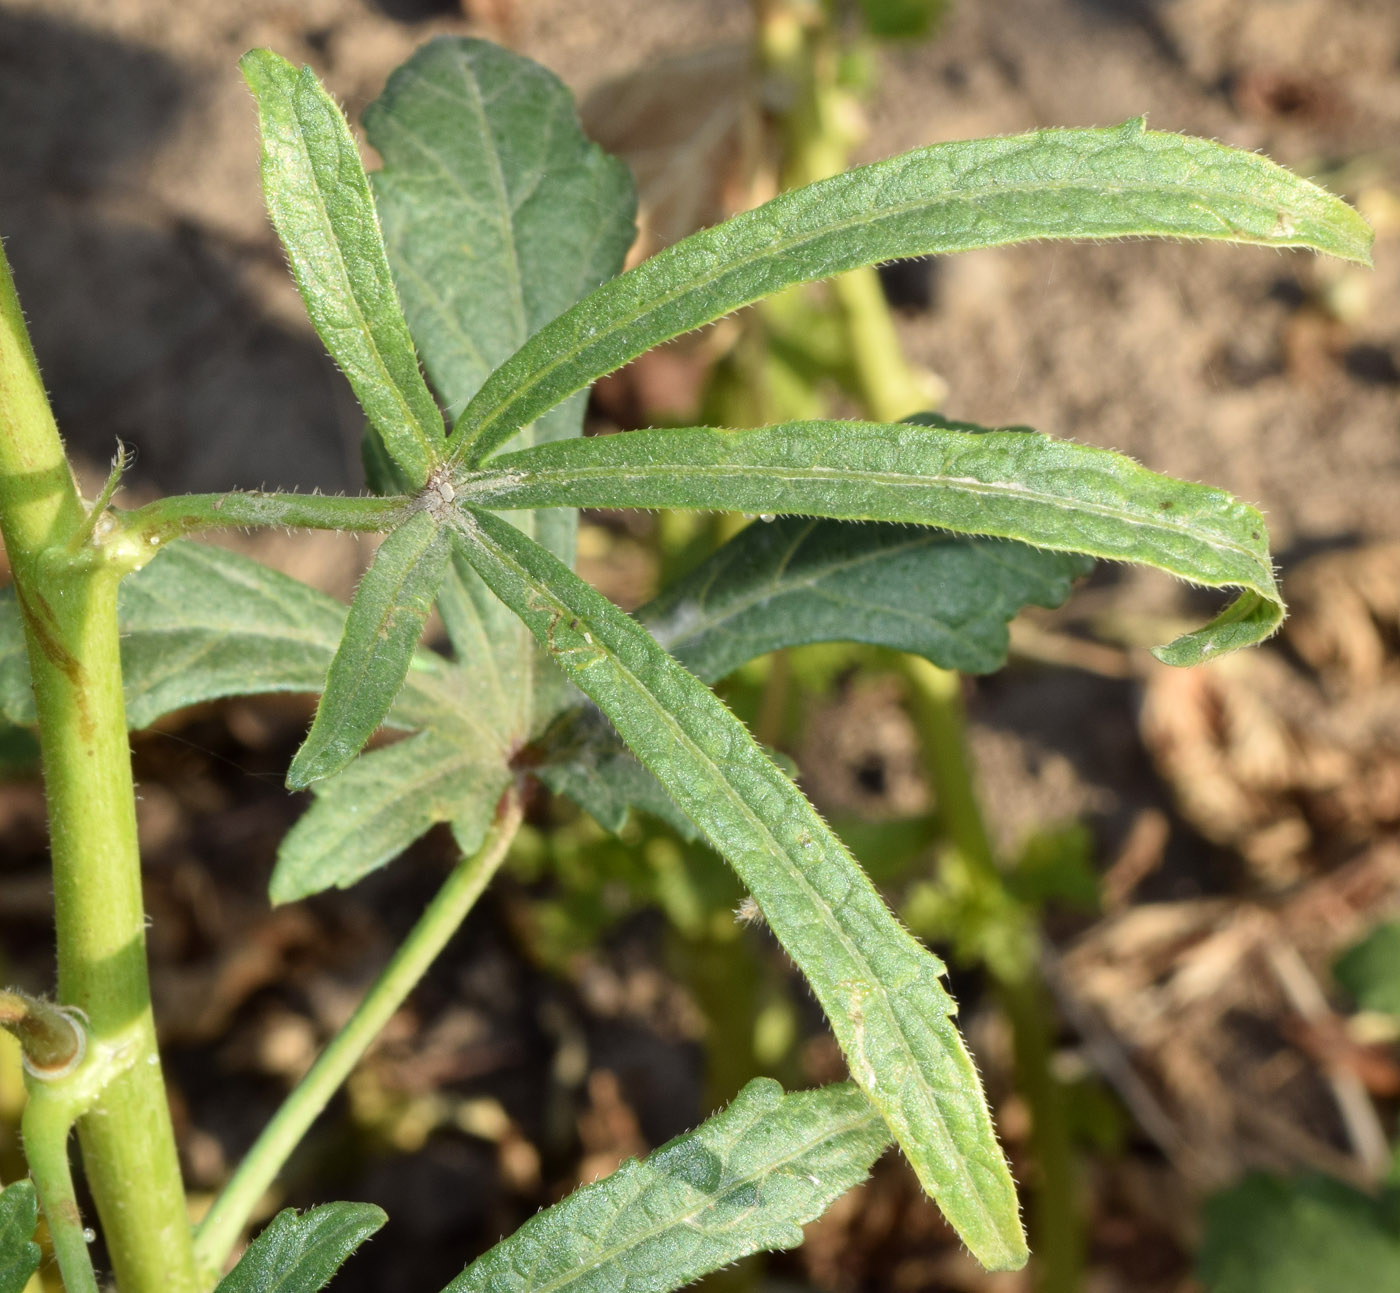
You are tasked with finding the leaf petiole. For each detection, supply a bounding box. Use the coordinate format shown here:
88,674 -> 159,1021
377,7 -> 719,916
193,787 -> 524,1283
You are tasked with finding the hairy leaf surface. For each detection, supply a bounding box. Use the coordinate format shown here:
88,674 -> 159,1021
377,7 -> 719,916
449,119 -> 1371,463
442,1078 -> 890,1293
0,541 -> 451,732
214,1202 -> 386,1293
0,1181 -> 39,1293
364,36 -> 635,448
638,517 -> 1092,679
288,509 -> 451,789
241,50 -> 442,487
273,728 -> 511,903
363,36 -> 636,754
466,420 -> 1278,664
457,507 -> 1027,1271
0,539 -> 513,899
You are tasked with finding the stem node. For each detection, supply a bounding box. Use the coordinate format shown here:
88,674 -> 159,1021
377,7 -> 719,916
0,991 -> 87,1081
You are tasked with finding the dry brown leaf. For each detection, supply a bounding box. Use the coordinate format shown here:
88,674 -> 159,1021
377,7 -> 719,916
580,43 -> 763,259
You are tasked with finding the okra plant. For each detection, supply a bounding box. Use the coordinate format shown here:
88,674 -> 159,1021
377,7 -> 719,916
0,33 -> 1371,1293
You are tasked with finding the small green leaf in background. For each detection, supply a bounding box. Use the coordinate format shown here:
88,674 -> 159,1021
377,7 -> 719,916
528,705 -> 700,841
1334,922 -> 1400,1017
288,509 -> 451,789
639,516 -> 1092,681
448,119 -> 1371,464
458,507 -> 1027,1270
1198,1173 -> 1400,1293
465,418 -> 1281,665
858,0 -> 948,39
442,1078 -> 890,1293
214,1201 -> 387,1293
241,49 -> 443,488
0,1180 -> 40,1293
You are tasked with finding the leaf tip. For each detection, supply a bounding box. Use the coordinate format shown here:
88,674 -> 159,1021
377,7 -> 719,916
979,1234 -> 1032,1273
237,46 -> 289,94
266,868 -> 300,907
285,738 -> 339,793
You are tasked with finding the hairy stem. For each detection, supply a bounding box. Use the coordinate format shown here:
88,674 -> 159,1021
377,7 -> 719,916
122,489 -> 411,544
193,789 -> 524,1281
0,242 -> 198,1291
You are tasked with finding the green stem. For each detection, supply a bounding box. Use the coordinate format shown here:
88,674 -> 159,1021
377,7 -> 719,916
0,243 -> 199,1292
902,658 -> 999,884
21,1093 -> 99,1293
122,489 -> 411,544
1001,972 -> 1084,1293
903,656 -> 1083,1293
756,0 -> 932,426
192,789 -> 525,1282
829,268 -> 933,423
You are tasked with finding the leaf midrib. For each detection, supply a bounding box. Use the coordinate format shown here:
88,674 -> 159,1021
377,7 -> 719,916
281,73 -> 437,470
473,515 -> 987,1229
458,164 -> 1318,457
476,460 -> 1271,583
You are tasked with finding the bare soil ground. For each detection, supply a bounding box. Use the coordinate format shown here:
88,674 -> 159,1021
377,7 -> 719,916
2,1 -> 1399,1290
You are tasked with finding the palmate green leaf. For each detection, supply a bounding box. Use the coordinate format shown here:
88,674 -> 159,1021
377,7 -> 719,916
362,36 -> 636,756
0,538 -> 511,898
288,509 -> 451,789
0,539 -> 452,732
456,507 -> 1027,1271
241,49 -> 443,488
214,1201 -> 386,1293
0,1180 -> 40,1293
272,727 -> 511,903
448,118 -> 1371,465
442,1078 -> 891,1293
464,419 -> 1279,665
639,517 -> 1093,681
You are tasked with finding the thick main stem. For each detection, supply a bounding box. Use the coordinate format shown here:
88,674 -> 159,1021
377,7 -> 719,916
0,244 -> 199,1291
193,789 -> 524,1282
